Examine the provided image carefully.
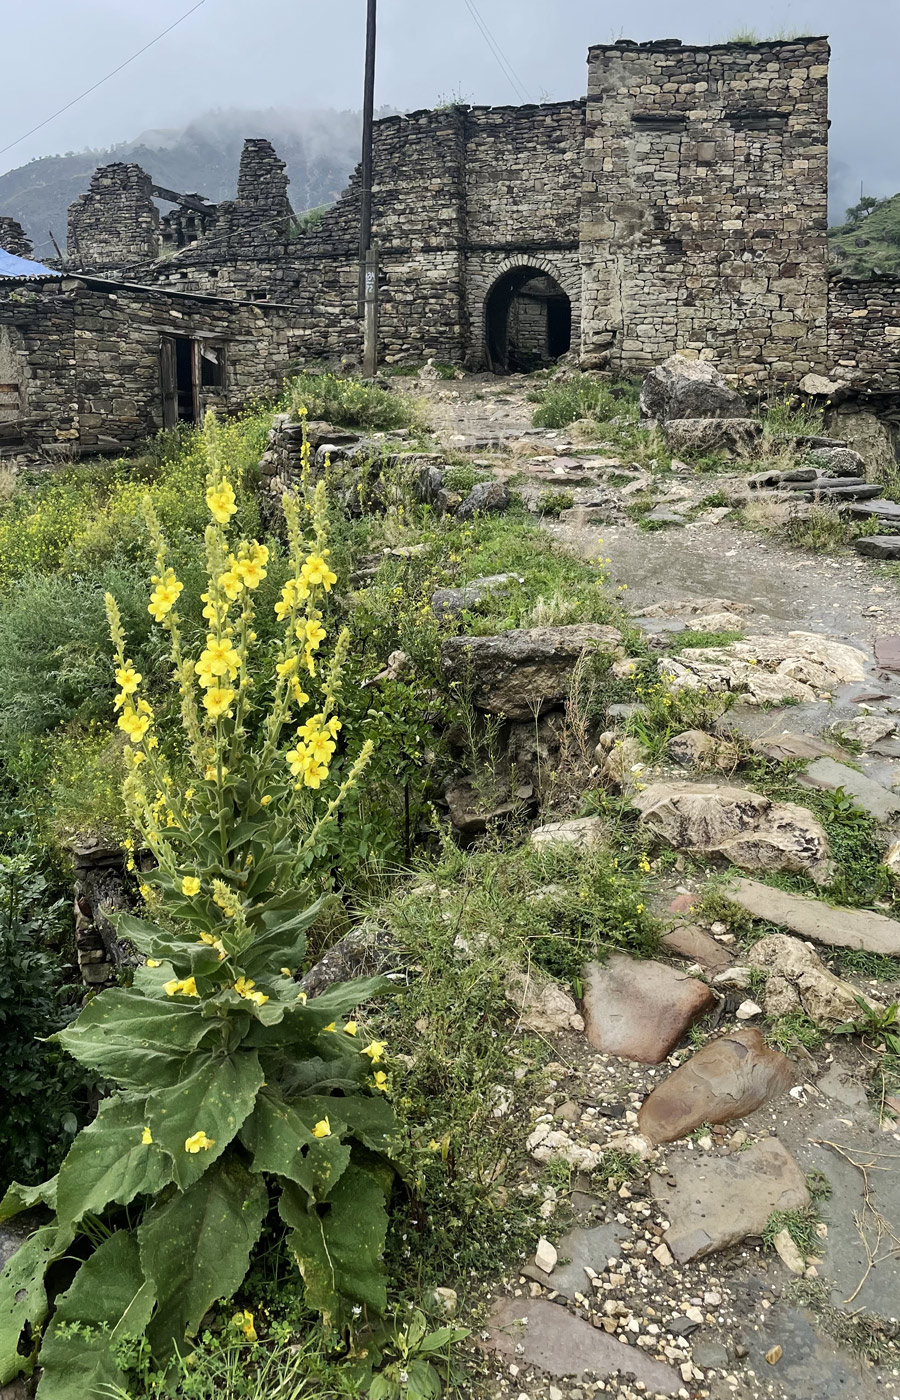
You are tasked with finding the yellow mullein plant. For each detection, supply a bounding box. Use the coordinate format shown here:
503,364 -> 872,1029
0,413 -> 403,1400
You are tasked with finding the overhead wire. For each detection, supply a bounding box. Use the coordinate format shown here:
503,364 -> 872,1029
0,0 -> 208,160
461,0 -> 532,104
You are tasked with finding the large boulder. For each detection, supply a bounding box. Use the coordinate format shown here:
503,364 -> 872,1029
581,954 -> 715,1064
748,932 -> 882,1025
660,631 -> 867,706
638,1028 -> 798,1143
441,624 -> 622,719
662,417 -> 762,460
456,481 -> 510,520
808,445 -> 866,479
633,780 -> 833,883
640,354 -> 747,424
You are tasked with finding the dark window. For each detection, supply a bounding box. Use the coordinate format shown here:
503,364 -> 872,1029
200,343 -> 225,389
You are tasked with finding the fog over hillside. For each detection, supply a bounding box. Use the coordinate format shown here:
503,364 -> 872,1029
0,107 -> 379,261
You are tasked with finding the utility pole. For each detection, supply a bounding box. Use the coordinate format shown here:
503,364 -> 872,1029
360,0 -> 379,378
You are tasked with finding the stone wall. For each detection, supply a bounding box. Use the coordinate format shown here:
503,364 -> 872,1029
68,163 -> 160,272
580,38 -> 830,381
0,276 -> 301,452
0,218 -> 33,259
827,277 -> 900,393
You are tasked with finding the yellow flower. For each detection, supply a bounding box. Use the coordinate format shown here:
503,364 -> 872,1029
118,709 -> 151,743
146,959 -> 161,969
236,557 -> 266,590
312,1118 -> 331,1139
148,570 -> 183,621
164,976 -> 198,998
276,655 -> 298,678
373,1071 -> 389,1093
199,932 -> 226,960
322,1022 -> 336,1033
260,794 -> 273,806
201,637 -> 241,678
115,664 -> 142,694
184,1130 -> 215,1153
361,1040 -> 387,1063
206,479 -> 237,524
301,554 -> 338,591
203,686 -> 236,719
281,968 -> 292,977
234,977 -> 256,998
141,1127 -> 153,1145
343,1021 -> 358,1036
248,990 -> 269,1007
302,762 -> 329,790
296,989 -> 308,1004
303,618 -> 326,650
181,876 -> 202,897
218,568 -> 244,602
232,1309 -> 257,1342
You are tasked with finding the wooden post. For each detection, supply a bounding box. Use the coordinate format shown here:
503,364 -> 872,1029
363,246 -> 379,379
358,0 -> 378,378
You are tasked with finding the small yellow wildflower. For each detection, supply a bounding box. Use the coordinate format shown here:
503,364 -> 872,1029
118,709 -> 151,744
115,664 -> 142,694
148,570 -> 184,622
301,554 -> 337,591
236,556 -> 267,590
234,977 -> 256,998
199,932 -> 227,960
312,1118 -> 331,1139
203,686 -> 236,719
303,618 -> 326,650
184,1130 -> 215,1153
232,1309 -> 257,1342
206,479 -> 237,524
372,1071 -> 389,1093
141,1127 -> 153,1145
260,794 -> 273,806
163,976 -> 198,998
322,1022 -> 336,1033
296,989 -> 308,1004
343,1021 -> 358,1036
361,1040 -> 387,1063
181,876 -> 202,897
146,958 -> 161,969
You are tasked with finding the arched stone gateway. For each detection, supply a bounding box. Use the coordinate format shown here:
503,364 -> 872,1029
484,266 -> 572,373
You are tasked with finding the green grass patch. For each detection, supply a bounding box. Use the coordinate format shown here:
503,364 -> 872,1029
290,371 -> 423,431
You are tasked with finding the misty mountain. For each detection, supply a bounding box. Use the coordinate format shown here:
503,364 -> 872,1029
0,108 -> 375,261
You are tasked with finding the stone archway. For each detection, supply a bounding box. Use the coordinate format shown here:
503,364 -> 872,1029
484,266 -> 572,373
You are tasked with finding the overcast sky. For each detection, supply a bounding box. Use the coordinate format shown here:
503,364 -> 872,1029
1,0 -> 897,218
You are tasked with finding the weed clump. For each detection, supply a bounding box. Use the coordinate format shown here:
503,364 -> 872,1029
289,372 -> 422,432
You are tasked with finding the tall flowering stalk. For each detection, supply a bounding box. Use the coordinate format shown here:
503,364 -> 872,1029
0,412 -> 400,1400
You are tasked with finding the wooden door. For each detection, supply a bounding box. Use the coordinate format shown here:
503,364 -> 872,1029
160,336 -> 178,430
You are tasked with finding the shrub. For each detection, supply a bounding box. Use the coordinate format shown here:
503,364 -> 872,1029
289,372 -> 422,432
0,851 -> 92,1194
530,375 -> 638,430
0,415 -> 403,1399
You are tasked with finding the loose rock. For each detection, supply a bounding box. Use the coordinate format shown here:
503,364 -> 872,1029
582,953 -> 715,1064
506,968 -> 585,1034
441,624 -> 623,718
748,932 -> 882,1024
723,876 -> 900,955
640,354 -> 747,423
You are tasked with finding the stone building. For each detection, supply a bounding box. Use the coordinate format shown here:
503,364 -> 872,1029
5,31 -> 900,447
0,270 -> 301,455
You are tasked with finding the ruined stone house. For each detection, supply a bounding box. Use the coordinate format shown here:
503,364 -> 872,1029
3,33 -> 900,455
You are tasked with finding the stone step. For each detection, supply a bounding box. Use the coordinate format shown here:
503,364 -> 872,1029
722,875 -> 900,956
854,536 -> 900,560
796,755 -> 900,822
790,481 -> 881,500
846,499 -> 900,522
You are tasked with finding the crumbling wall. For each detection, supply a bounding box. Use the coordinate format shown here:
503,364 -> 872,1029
0,218 -> 33,259
580,38 -> 830,381
0,277 -> 301,452
68,163 -> 160,273
827,276 -> 900,392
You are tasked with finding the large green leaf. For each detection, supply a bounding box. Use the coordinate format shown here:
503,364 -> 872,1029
36,1231 -> 155,1400
144,1049 -> 264,1189
241,1091 -> 351,1200
0,1225 -> 74,1385
279,1158 -> 392,1325
56,1096 -> 173,1231
56,989 -> 211,1091
139,1156 -> 267,1362
0,1176 -> 57,1224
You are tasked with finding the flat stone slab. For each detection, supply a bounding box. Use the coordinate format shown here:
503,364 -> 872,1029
875,634 -> 900,672
483,1297 -> 680,1393
749,730 -> 846,763
722,875 -> 900,955
582,954 -> 715,1064
638,1027 -> 798,1144
854,536 -> 900,560
847,499 -> 900,522
662,923 -> 733,971
441,624 -> 623,718
651,1137 -> 809,1263
796,756 -> 900,822
522,1221 -> 628,1295
430,573 -> 522,617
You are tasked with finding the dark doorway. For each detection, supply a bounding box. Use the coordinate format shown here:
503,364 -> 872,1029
485,268 -> 572,373
160,334 -> 198,428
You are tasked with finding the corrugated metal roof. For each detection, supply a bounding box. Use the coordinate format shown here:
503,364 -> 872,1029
0,247 -> 60,280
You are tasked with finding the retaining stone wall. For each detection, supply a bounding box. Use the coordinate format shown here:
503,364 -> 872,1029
828,278 -> 900,393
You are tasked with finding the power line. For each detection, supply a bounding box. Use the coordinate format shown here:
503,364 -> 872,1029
462,0 -> 532,104
0,0 -> 208,160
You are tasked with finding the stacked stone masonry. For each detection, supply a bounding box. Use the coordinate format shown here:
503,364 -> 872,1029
4,34 -> 900,424
0,218 -> 34,260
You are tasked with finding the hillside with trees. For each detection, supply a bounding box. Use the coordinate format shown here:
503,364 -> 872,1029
830,192 -> 900,277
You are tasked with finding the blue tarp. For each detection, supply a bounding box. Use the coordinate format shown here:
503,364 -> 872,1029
0,247 -> 59,279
